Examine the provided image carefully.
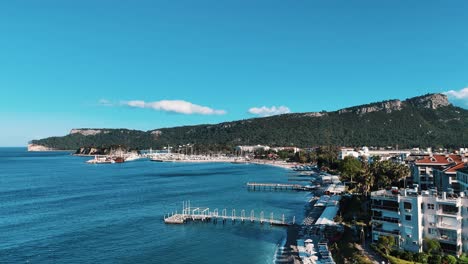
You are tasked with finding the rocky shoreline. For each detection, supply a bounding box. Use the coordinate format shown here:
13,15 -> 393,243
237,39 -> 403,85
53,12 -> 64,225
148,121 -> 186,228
27,144 -> 70,152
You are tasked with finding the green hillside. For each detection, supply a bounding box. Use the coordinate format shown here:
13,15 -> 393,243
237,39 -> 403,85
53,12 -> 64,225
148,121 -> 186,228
30,94 -> 468,150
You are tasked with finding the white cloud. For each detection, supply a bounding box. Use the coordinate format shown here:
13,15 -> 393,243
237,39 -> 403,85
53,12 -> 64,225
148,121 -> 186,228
123,100 -> 226,115
248,106 -> 291,117
444,87 -> 468,100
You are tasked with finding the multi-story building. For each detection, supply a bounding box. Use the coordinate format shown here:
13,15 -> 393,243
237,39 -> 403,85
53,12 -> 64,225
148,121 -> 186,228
434,162 -> 467,193
371,188 -> 468,256
411,154 -> 464,190
458,167 -> 468,193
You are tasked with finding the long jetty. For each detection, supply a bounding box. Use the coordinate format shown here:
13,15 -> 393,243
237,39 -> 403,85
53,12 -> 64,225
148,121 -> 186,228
164,201 -> 295,226
246,182 -> 312,191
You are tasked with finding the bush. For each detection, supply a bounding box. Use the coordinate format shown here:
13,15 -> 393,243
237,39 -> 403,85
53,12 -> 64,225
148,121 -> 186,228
400,251 -> 414,261
390,249 -> 403,258
423,238 -> 441,255
414,252 -> 429,263
459,253 -> 468,264
428,254 -> 442,264
441,255 -> 457,264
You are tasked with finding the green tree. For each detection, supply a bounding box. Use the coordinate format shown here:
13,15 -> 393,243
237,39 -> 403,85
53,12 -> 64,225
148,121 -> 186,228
277,150 -> 294,160
377,235 -> 395,255
370,160 -> 410,190
441,255 -> 457,264
414,252 -> 429,263
428,254 -> 442,264
361,162 -> 375,195
339,156 -> 362,183
458,253 -> 468,264
316,146 -> 340,169
423,238 -> 441,255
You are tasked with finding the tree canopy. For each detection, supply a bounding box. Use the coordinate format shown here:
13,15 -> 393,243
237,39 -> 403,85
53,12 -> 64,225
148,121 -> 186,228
32,102 -> 468,150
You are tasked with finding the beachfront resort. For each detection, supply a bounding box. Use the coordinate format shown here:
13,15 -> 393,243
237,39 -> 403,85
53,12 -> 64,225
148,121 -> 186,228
87,145 -> 468,263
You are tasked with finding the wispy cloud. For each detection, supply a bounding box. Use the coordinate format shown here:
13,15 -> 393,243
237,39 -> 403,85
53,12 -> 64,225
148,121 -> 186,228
98,99 -> 114,106
248,106 -> 291,117
444,87 -> 468,100
444,87 -> 468,107
123,100 -> 226,115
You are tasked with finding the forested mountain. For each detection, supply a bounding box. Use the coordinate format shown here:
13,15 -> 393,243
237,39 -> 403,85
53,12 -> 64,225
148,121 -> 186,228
30,94 -> 468,150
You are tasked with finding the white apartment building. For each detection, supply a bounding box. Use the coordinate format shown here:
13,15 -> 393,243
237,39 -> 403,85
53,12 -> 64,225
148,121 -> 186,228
371,188 -> 468,256
234,145 -> 270,153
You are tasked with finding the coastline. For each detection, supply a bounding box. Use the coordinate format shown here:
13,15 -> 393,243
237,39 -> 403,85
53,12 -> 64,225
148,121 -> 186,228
148,156 -> 302,170
248,159 -> 300,170
274,224 -> 302,264
76,152 -> 305,264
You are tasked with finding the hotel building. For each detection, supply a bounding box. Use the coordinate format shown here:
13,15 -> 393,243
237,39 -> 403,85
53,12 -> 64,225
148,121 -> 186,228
371,188 -> 468,256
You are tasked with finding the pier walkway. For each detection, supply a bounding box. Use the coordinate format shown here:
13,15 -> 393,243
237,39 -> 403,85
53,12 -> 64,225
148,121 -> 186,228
246,182 -> 312,191
164,201 -> 295,226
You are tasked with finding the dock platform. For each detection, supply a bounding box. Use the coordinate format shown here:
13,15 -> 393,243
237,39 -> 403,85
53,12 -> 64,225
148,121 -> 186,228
164,201 -> 295,226
246,182 -> 313,191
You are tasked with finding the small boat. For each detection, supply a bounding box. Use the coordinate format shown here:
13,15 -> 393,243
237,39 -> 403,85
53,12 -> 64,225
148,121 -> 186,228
114,157 -> 125,163
124,154 -> 141,162
86,155 -> 115,164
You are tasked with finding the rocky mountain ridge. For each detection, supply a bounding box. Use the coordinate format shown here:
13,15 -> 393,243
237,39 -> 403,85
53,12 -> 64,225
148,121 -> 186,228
30,93 -> 467,150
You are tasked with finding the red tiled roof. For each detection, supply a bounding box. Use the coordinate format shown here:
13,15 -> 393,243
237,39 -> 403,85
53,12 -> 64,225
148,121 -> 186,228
444,162 -> 467,174
415,154 -> 463,165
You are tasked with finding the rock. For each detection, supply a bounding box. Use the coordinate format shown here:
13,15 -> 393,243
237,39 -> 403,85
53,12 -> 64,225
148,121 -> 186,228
27,144 -> 57,152
69,129 -> 109,136
404,93 -> 450,109
74,146 -> 139,156
339,100 -> 402,115
337,93 -> 450,115
303,112 -> 326,117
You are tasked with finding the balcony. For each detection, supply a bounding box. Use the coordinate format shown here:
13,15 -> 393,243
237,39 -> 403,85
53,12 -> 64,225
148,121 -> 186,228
371,204 -> 399,212
436,210 -> 460,218
438,235 -> 459,244
372,216 -> 400,224
373,227 -> 400,235
420,177 -> 434,183
436,223 -> 459,231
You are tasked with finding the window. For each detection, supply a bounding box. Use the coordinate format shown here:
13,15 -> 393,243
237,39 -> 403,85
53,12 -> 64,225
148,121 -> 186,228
405,215 -> 412,221
429,228 -> 437,235
404,202 -> 412,210
427,204 -> 434,210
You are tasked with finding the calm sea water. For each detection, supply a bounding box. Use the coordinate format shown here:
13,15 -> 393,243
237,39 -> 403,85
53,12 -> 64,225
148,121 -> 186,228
0,148 -> 308,264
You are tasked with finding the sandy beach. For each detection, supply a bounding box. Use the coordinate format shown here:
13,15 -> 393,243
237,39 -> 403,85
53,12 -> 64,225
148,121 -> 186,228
248,159 -> 300,170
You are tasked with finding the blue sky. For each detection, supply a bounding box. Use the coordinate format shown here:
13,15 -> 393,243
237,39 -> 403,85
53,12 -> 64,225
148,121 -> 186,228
1,0 -> 467,146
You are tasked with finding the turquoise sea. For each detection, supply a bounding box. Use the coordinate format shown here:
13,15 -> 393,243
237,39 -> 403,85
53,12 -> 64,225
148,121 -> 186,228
0,148 -> 307,264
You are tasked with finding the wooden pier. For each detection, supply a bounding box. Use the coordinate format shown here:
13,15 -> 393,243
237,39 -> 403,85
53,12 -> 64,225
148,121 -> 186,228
246,182 -> 312,191
164,201 -> 295,226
